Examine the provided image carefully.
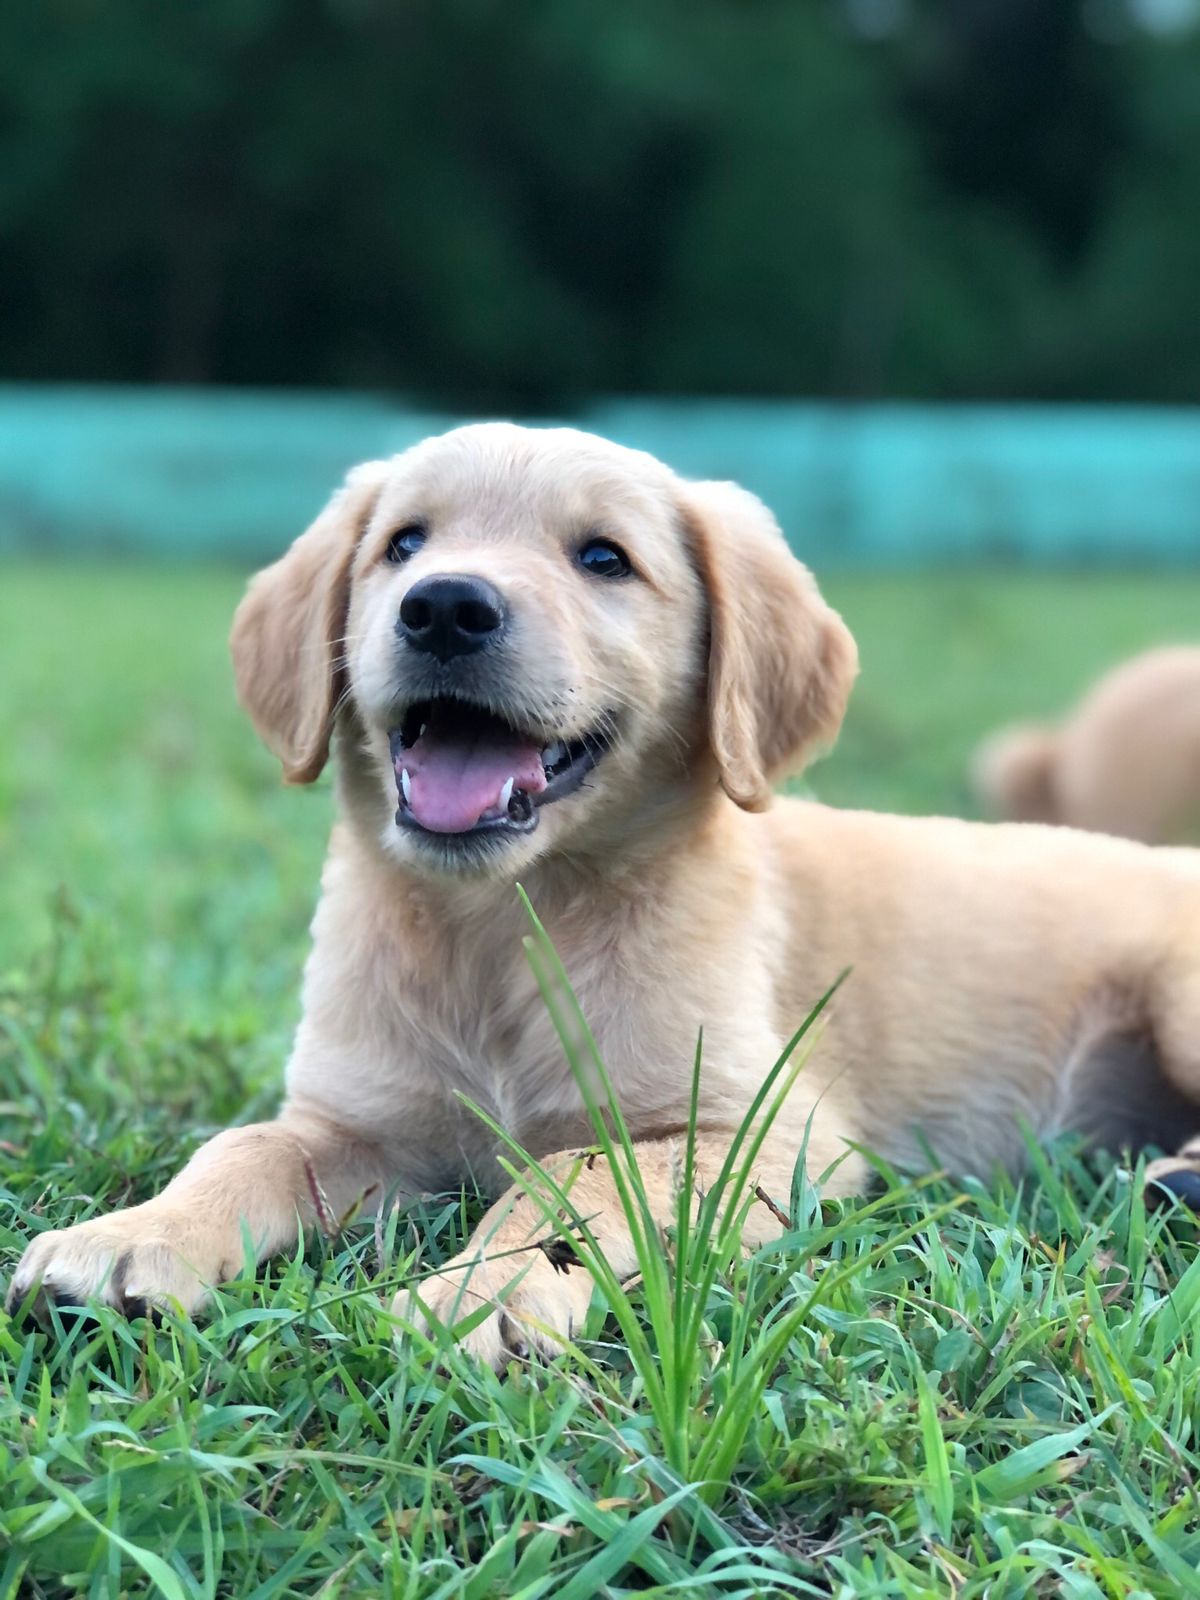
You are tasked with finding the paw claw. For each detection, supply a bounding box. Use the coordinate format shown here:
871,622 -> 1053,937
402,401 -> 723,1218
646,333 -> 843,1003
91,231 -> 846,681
395,1247 -> 594,1371
8,1209 -> 230,1326
500,1315 -> 529,1362
5,1280 -> 31,1320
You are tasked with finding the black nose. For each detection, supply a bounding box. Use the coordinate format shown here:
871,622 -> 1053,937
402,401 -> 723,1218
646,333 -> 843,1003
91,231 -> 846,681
397,574 -> 508,662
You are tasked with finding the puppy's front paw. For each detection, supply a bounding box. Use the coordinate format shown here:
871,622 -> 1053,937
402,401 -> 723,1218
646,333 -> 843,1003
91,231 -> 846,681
6,1204 -> 242,1321
394,1242 -> 596,1369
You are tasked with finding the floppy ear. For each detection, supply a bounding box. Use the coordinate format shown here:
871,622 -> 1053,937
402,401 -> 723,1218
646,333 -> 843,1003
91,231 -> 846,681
682,481 -> 858,811
971,723 -> 1060,823
230,462 -> 388,783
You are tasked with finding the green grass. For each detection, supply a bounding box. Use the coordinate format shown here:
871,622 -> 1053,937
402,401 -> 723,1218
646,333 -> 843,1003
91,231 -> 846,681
4,561 -> 1200,1596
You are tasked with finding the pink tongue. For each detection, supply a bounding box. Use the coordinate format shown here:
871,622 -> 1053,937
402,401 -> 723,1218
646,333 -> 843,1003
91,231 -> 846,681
399,727 -> 548,834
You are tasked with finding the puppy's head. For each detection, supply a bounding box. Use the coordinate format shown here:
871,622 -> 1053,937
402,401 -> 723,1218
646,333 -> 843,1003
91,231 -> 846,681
232,424 -> 857,877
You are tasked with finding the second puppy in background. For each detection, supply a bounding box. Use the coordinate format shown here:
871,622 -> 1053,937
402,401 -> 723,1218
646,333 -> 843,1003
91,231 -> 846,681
974,646 -> 1200,844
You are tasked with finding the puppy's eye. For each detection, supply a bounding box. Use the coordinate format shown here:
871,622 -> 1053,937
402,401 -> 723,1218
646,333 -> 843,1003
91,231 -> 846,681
577,538 -> 631,579
385,525 -> 427,564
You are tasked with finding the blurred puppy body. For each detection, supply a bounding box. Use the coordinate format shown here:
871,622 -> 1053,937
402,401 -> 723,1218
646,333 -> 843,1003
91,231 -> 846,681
974,647 -> 1200,843
12,425 -> 1200,1365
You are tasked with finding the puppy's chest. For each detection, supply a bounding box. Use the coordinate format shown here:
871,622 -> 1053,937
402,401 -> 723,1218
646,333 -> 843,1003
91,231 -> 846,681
402,952 -> 604,1136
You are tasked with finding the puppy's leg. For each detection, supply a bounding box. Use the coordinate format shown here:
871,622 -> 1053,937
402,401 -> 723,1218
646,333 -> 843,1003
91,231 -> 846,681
1145,1137 -> 1200,1209
7,1103 -> 383,1318
396,1121 -> 864,1369
1141,967 -> 1200,1209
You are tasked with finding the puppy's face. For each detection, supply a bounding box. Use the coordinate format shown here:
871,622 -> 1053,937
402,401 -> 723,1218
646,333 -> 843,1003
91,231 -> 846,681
232,423 -> 857,879
346,426 -> 707,873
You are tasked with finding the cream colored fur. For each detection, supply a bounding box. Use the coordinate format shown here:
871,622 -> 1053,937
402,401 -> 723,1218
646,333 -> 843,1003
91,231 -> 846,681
974,647 -> 1200,844
11,424 -> 1200,1365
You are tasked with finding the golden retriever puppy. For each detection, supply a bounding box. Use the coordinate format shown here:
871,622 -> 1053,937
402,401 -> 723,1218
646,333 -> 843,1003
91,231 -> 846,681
11,424 -> 1200,1363
973,647 -> 1200,844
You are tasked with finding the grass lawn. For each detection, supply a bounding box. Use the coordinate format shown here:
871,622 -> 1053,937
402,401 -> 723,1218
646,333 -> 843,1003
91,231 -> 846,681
3,561 -> 1200,1596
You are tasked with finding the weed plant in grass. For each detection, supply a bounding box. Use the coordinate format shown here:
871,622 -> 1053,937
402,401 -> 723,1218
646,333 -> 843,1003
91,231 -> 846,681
6,908 -> 1200,1596
3,563 -> 1200,1594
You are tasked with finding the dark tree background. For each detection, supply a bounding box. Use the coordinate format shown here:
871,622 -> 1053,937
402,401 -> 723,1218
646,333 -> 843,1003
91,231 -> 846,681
2,0 -> 1197,405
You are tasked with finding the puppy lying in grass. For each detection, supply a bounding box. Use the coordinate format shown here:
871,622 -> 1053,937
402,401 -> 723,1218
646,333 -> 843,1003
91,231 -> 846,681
11,424 -> 1200,1363
973,646 -> 1200,844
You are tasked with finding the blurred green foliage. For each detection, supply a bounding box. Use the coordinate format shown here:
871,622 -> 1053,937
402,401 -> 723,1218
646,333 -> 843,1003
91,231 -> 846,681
2,0 -> 1198,404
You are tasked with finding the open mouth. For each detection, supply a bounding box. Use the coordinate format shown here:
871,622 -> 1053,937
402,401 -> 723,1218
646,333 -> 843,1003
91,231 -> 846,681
388,698 -> 615,841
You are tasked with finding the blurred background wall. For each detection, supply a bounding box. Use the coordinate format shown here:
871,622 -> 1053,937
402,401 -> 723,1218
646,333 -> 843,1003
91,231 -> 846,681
3,0 -> 1200,560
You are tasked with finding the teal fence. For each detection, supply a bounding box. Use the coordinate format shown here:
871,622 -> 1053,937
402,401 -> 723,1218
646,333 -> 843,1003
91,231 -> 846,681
3,388 -> 1200,565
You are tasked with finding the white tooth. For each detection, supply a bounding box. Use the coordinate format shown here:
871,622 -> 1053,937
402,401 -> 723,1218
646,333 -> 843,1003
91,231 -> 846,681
418,723 -> 427,738
542,741 -> 566,769
499,776 -> 515,813
401,768 -> 412,806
